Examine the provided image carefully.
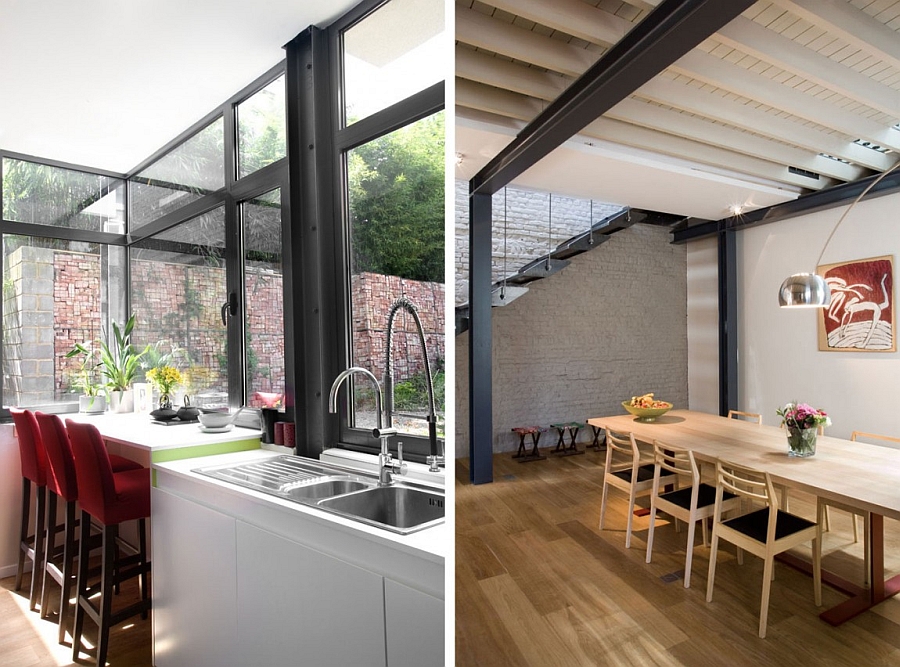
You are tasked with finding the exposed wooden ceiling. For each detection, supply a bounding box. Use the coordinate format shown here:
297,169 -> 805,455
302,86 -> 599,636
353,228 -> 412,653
455,0 -> 900,221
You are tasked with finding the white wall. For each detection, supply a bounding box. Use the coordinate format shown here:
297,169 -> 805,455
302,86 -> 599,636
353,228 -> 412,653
456,223 -> 688,457
738,192 -> 900,438
687,236 -> 719,413
0,424 -> 22,577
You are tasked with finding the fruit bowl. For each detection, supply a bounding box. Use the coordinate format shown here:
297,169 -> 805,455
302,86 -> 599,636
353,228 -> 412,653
622,400 -> 672,422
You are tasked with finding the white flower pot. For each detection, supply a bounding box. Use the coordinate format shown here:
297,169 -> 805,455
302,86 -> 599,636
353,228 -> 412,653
79,395 -> 107,414
108,389 -> 134,413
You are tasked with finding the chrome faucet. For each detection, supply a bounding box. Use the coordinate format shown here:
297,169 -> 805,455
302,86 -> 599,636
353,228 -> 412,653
384,296 -> 443,472
328,366 -> 403,485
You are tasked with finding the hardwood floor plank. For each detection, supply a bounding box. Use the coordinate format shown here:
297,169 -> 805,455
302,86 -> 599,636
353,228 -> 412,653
457,452 -> 900,666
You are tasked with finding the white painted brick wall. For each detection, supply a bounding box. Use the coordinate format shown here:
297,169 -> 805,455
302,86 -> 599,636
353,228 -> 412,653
456,221 -> 688,457
455,180 -> 622,305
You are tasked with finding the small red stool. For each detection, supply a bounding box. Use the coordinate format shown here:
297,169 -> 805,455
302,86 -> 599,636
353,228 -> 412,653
550,422 -> 586,456
511,426 -> 547,462
67,420 -> 151,667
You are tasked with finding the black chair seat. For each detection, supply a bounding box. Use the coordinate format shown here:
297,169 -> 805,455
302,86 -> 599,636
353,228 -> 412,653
658,483 -> 737,510
612,464 -> 675,483
723,507 -> 816,542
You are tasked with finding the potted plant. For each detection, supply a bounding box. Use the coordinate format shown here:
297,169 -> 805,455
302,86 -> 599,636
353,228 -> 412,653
99,313 -> 150,413
66,342 -> 107,414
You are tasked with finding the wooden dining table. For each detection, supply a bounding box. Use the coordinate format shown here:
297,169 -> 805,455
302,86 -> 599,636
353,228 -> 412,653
588,409 -> 900,625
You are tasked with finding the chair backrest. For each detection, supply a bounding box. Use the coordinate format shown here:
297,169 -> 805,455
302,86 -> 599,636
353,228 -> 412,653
651,440 -> 698,490
604,429 -> 640,474
850,431 -> 900,449
715,459 -> 780,542
66,420 -> 117,522
35,412 -> 78,502
10,408 -> 47,486
727,410 -> 762,425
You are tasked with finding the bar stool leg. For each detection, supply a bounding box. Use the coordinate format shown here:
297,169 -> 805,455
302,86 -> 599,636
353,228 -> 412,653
15,478 -> 31,592
96,524 -> 117,667
40,491 -> 58,619
30,486 -> 47,612
72,510 -> 91,663
139,518 -> 149,620
58,500 -> 77,645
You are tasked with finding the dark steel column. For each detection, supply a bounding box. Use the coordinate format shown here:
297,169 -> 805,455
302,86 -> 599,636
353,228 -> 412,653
469,188 -> 493,484
718,227 -> 737,416
284,26 -> 336,457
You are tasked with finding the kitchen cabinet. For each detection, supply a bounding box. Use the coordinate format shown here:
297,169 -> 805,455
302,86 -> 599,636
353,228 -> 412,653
235,521 -> 385,666
151,451 -> 445,666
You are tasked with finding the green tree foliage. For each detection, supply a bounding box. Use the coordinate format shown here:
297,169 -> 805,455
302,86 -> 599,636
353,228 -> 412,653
348,112 -> 444,283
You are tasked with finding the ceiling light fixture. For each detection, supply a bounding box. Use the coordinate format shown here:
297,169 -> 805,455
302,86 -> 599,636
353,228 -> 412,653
778,160 -> 900,308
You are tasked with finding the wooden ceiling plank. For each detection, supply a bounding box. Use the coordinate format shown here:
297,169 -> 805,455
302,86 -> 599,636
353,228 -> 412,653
456,46 -> 570,100
606,97 -> 869,181
635,76 -> 897,169
773,0 -> 900,72
671,49 -> 900,149
716,16 -> 900,118
480,0 -> 633,47
456,5 -> 596,77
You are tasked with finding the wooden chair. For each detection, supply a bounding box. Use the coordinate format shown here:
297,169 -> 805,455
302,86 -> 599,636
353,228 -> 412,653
727,410 -> 761,424
599,429 -> 674,548
645,441 -> 741,588
817,430 -> 900,586
706,458 -> 821,638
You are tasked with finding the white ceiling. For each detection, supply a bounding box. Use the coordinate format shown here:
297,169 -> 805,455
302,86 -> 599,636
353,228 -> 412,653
0,0 -> 360,173
455,0 -> 900,221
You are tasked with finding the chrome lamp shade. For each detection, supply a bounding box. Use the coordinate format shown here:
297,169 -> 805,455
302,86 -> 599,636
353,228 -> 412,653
778,273 -> 831,308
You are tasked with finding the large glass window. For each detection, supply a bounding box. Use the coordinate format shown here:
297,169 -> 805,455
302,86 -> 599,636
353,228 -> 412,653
346,111 -> 445,442
2,235 -> 104,407
342,0 -> 445,125
129,207 -> 229,407
241,189 -> 284,407
2,158 -> 125,232
237,76 -> 286,179
129,119 -> 225,230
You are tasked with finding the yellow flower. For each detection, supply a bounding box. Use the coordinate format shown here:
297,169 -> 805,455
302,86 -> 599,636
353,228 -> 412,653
146,365 -> 183,394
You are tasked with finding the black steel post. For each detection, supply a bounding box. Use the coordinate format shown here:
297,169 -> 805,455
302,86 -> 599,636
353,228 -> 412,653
469,188 -> 493,484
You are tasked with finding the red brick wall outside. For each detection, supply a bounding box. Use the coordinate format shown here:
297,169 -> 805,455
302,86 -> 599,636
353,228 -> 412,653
351,273 -> 445,382
54,252 -> 102,395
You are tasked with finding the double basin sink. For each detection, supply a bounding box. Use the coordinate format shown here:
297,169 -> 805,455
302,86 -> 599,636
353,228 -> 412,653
195,455 -> 444,535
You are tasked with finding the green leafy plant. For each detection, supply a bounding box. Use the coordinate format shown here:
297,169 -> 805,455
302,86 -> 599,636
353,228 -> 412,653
65,342 -> 105,398
99,313 -> 150,391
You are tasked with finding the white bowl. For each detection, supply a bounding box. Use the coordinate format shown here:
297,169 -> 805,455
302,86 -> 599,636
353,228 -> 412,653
198,411 -> 234,429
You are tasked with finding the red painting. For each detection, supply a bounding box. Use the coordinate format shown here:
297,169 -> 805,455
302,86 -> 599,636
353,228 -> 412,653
817,255 -> 895,352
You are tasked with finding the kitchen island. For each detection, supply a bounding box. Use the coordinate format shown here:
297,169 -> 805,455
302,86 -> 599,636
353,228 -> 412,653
151,449 -> 445,667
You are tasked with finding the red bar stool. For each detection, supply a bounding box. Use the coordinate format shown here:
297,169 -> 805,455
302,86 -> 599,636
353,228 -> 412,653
36,412 -> 143,645
10,408 -> 48,612
66,420 -> 151,667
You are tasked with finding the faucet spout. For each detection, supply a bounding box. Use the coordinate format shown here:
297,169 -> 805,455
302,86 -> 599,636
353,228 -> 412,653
328,366 -> 383,430
384,296 -> 442,469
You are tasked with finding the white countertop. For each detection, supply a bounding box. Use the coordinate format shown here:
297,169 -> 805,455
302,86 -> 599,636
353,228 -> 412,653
153,449 -> 447,565
65,411 -> 262,451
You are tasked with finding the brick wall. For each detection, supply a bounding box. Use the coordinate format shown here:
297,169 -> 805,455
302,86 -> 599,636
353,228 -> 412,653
455,180 -> 623,305
351,272 -> 445,381
455,214 -> 688,457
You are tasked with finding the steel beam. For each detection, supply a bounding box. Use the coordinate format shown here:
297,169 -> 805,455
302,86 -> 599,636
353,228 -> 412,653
469,188 -> 494,484
470,0 -> 756,197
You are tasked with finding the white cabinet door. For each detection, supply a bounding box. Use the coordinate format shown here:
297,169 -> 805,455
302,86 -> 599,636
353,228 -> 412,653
235,521 -> 387,667
151,487 -> 238,667
384,579 -> 444,667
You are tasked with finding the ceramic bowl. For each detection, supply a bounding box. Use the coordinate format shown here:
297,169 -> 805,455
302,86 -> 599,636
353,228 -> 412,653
198,411 -> 235,429
621,400 -> 673,421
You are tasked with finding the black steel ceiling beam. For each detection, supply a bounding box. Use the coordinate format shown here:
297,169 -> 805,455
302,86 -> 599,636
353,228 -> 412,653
672,167 -> 900,244
470,0 -> 756,197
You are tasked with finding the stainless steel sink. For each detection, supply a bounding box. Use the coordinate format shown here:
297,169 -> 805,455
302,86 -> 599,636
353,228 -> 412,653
283,478 -> 370,500
318,485 -> 444,534
194,455 -> 444,534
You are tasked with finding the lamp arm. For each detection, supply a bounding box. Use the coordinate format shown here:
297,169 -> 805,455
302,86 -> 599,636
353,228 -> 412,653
815,160 -> 900,268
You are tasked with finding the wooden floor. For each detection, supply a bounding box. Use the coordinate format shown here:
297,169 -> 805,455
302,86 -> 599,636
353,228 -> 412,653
0,568 -> 151,666
456,450 -> 900,666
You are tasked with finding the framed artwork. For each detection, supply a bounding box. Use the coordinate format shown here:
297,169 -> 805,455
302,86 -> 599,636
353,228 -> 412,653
133,382 -> 152,415
817,255 -> 895,352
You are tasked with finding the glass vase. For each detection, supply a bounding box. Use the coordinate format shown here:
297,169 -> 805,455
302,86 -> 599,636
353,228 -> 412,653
786,426 -> 817,457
